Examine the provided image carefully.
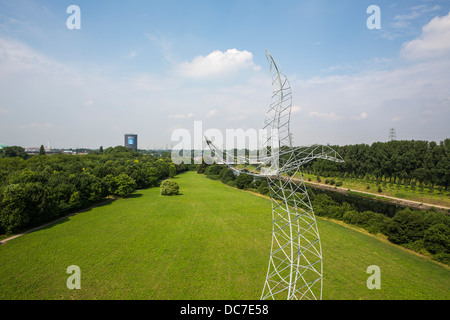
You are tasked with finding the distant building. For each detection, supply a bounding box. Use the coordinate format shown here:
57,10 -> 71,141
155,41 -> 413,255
24,147 -> 61,154
25,147 -> 40,153
124,134 -> 138,151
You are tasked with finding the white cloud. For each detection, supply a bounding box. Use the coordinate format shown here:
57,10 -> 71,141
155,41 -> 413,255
395,4 -> 441,22
125,50 -> 137,59
206,109 -> 218,118
0,37 -> 69,75
227,114 -> 248,122
382,5 -> 444,40
146,33 -> 174,63
291,106 -> 302,114
394,12 -> 421,21
308,111 -> 342,121
176,49 -> 260,78
411,5 -> 441,14
401,12 -> 450,60
0,108 -> 9,114
351,112 -> 368,120
20,122 -> 53,129
168,112 -> 194,119
290,14 -> 450,144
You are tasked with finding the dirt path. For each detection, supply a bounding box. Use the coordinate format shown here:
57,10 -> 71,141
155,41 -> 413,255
302,179 -> 450,212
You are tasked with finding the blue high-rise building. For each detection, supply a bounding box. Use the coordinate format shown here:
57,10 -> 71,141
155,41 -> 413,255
124,134 -> 138,151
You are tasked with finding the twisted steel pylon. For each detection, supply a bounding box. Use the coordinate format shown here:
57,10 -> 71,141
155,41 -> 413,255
206,50 -> 343,300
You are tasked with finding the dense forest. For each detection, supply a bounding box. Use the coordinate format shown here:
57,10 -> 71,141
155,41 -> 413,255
0,146 -> 187,235
199,163 -> 449,265
302,139 -> 450,190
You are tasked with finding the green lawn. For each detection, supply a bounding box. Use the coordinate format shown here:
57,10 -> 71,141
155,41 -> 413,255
0,172 -> 448,299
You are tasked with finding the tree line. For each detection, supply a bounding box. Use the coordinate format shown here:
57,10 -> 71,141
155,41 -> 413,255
199,163 -> 449,265
300,139 -> 450,190
0,146 -> 186,235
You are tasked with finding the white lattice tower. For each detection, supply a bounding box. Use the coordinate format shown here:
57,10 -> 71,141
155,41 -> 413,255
205,50 -> 344,300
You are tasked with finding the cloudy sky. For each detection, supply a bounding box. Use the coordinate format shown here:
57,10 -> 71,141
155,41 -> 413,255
0,0 -> 449,149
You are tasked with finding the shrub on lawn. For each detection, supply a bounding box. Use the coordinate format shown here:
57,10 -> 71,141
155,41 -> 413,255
160,180 -> 179,196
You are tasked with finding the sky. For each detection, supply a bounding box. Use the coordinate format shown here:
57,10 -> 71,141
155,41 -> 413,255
0,0 -> 449,149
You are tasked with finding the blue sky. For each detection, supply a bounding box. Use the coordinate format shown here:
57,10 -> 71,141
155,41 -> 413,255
0,0 -> 449,149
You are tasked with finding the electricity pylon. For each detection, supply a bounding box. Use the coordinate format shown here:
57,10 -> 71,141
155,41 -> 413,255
389,128 -> 396,141
206,50 -> 343,300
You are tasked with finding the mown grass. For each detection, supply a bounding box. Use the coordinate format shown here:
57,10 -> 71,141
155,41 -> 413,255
0,172 -> 448,299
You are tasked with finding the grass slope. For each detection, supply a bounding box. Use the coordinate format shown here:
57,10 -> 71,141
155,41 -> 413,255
0,172 -> 448,299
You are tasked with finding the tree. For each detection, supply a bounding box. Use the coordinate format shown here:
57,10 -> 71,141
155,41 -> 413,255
204,164 -> 224,176
160,180 -> 179,196
115,174 -> 136,197
196,160 -> 207,174
385,209 -> 425,244
104,173 -> 136,197
1,146 -> 29,160
424,223 -> 449,254
39,145 -> 46,156
220,167 -> 236,184
0,184 -> 28,233
169,164 -> 177,178
235,173 -> 253,189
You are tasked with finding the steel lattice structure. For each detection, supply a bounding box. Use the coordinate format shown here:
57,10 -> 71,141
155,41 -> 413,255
206,50 -> 343,300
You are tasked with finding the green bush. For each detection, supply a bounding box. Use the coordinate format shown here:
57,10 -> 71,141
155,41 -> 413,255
204,164 -> 224,176
220,167 -> 236,184
225,180 -> 237,188
160,180 -> 179,196
105,173 -> 136,197
385,209 -> 425,245
423,223 -> 449,254
403,240 -> 429,255
432,252 -> 450,265
235,173 -> 253,189
256,179 -> 270,195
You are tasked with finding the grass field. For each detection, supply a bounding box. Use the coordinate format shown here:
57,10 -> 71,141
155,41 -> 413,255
0,172 -> 448,300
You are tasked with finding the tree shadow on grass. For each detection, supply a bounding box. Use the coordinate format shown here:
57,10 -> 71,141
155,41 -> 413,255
2,199 -> 116,242
126,193 -> 143,199
38,199 -> 116,232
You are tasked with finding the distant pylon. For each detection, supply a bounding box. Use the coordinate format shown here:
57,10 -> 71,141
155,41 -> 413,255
389,128 -> 396,141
